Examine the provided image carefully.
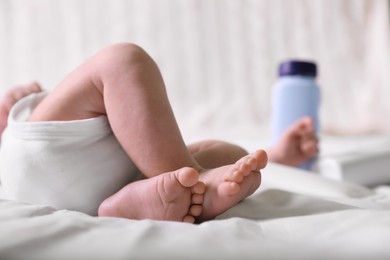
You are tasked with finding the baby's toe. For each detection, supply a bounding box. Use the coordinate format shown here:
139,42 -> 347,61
183,215 -> 195,223
189,204 -> 202,216
252,150 -> 268,170
192,181 -> 206,194
176,167 -> 199,187
192,193 -> 204,204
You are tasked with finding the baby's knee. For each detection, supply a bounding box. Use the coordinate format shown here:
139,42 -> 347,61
91,43 -> 159,92
97,43 -> 152,71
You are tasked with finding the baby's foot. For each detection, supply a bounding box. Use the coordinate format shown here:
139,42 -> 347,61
267,117 -> 319,167
98,167 -> 206,223
197,150 -> 267,221
0,82 -> 42,138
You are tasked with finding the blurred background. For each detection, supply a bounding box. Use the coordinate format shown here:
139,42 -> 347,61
0,0 -> 389,145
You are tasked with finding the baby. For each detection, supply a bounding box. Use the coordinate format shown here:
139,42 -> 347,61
0,43 -> 318,223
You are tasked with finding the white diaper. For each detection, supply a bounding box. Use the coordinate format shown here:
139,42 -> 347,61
0,92 -> 140,215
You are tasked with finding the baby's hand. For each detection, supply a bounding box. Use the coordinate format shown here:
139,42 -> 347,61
0,82 -> 43,139
267,117 -> 319,167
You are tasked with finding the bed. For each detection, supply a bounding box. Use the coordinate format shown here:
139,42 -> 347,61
1,135 -> 390,260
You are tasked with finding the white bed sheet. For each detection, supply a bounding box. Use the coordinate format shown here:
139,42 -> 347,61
2,135 -> 390,259
1,161 -> 390,260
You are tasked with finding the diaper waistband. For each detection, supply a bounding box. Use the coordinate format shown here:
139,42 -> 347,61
7,91 -> 112,139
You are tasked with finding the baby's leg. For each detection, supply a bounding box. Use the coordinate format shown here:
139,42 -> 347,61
30,43 -> 201,177
26,44 -> 207,222
0,82 -> 42,139
99,167 -> 206,223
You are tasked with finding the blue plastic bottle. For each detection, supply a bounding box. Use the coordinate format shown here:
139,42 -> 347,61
271,60 -> 320,171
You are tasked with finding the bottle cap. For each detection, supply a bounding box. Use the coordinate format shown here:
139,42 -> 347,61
279,60 -> 317,77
